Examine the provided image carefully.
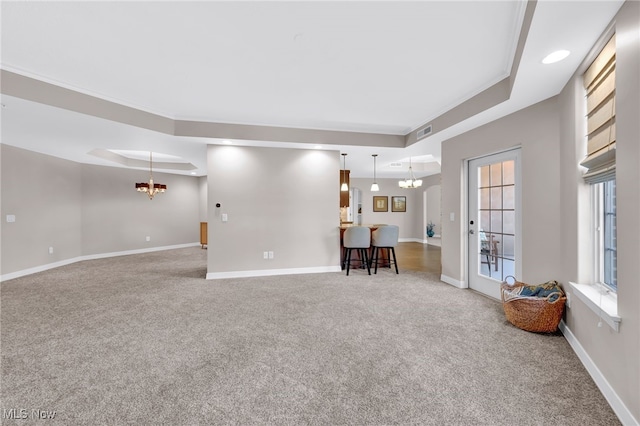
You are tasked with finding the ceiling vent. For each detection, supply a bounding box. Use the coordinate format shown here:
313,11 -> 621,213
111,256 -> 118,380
416,124 -> 433,140
389,162 -> 403,168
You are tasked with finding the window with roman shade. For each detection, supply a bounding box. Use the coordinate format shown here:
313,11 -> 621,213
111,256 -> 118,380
581,35 -> 616,183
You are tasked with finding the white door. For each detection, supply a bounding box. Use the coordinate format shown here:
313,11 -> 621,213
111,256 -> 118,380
468,149 -> 521,299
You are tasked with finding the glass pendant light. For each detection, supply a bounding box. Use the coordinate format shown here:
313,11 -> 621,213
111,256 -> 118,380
371,154 -> 379,192
341,153 -> 349,192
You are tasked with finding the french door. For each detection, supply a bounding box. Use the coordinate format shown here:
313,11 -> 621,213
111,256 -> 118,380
468,149 -> 521,299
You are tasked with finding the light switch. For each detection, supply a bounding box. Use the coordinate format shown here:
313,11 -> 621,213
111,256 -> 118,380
449,212 -> 455,222
6,215 -> 15,223
222,213 -> 228,222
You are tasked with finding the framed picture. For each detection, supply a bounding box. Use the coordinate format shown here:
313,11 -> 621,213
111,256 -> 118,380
392,196 -> 406,212
373,196 -> 388,212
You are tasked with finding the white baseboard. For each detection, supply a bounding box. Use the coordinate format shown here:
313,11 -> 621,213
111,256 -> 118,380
1,242 -> 201,282
440,274 -> 466,288
206,265 -> 342,280
398,238 -> 424,243
559,321 -> 638,426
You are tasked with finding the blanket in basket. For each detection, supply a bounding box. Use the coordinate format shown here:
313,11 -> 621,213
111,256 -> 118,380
502,280 -> 564,303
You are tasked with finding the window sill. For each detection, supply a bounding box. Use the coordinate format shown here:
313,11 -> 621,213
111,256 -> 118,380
569,282 -> 620,332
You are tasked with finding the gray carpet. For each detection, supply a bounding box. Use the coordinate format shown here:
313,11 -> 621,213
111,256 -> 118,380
1,247 -> 620,425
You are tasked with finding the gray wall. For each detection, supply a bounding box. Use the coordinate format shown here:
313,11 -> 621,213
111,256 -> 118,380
1,145 -> 200,276
441,96 -> 563,285
206,145 -> 340,275
350,177 -> 422,240
440,2 -> 639,419
1,145 -> 83,272
558,1 -> 639,420
350,174 -> 441,242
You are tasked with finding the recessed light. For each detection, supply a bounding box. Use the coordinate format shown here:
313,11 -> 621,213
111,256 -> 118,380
542,50 -> 570,64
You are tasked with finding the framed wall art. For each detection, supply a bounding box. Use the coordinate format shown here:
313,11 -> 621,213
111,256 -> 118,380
392,196 -> 406,212
373,196 -> 388,212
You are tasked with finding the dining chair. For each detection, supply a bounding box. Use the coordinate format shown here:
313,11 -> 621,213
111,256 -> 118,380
343,226 -> 371,276
370,225 -> 399,274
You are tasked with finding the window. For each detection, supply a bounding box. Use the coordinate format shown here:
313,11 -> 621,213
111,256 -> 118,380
570,33 -> 620,331
581,33 -> 617,292
594,179 -> 617,291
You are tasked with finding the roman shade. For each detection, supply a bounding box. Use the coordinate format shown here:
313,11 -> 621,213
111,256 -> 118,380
581,35 -> 616,184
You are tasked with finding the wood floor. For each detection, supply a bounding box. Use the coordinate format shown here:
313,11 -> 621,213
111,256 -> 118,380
394,242 -> 441,274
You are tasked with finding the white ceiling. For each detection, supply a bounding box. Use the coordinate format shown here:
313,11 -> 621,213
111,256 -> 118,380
0,1 -> 625,178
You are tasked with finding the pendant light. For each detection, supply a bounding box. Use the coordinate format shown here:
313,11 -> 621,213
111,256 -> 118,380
370,154 -> 380,192
398,157 -> 422,189
341,153 -> 349,192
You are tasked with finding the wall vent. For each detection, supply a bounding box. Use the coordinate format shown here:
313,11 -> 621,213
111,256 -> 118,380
416,124 -> 433,140
389,162 -> 403,168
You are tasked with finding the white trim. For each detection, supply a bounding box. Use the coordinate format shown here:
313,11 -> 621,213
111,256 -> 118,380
399,238 -> 424,243
206,265 -> 342,280
0,243 -> 201,282
569,281 -> 620,332
559,321 -> 638,426
440,274 -> 467,289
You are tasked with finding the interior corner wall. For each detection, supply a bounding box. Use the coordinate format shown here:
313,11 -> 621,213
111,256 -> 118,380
206,145 -> 340,275
80,163 -> 200,255
558,1 -> 640,421
0,145 -> 200,277
440,96 -> 563,286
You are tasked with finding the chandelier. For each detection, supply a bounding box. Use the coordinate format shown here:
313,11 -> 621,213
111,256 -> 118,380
135,152 -> 167,200
398,157 -> 422,189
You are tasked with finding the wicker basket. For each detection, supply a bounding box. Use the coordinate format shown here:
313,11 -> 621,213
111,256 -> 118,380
500,276 -> 566,333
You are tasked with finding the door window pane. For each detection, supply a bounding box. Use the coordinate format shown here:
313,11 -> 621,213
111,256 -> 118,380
503,160 -> 515,185
490,163 -> 502,186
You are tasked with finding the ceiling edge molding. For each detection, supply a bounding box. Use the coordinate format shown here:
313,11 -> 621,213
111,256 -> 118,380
174,120 -> 405,148
0,70 -> 175,135
404,0 -> 537,147
1,68 -> 404,149
88,149 -> 197,171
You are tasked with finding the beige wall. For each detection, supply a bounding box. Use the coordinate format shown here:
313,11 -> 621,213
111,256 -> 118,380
558,1 -> 639,421
350,174 -> 441,242
441,97 -> 563,285
0,145 -> 200,276
206,145 -> 340,276
80,163 -> 200,255
1,145 -> 83,272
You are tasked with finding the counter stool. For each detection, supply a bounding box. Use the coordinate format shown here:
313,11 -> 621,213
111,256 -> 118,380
370,225 -> 399,274
343,226 -> 371,276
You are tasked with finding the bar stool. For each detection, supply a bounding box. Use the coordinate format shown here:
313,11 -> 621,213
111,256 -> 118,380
370,225 -> 399,274
343,226 -> 371,276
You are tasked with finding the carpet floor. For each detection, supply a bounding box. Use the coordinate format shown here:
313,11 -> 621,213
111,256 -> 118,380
1,247 -> 620,425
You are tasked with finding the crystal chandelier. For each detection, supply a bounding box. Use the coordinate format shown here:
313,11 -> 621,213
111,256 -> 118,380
135,152 -> 167,200
398,157 -> 422,189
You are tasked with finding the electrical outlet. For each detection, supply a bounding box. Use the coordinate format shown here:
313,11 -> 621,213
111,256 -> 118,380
263,251 -> 269,259
565,292 -> 571,308
268,251 -> 274,259
48,247 -> 54,254
146,236 -> 151,242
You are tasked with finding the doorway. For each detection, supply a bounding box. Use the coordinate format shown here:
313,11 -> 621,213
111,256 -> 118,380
467,149 -> 521,299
